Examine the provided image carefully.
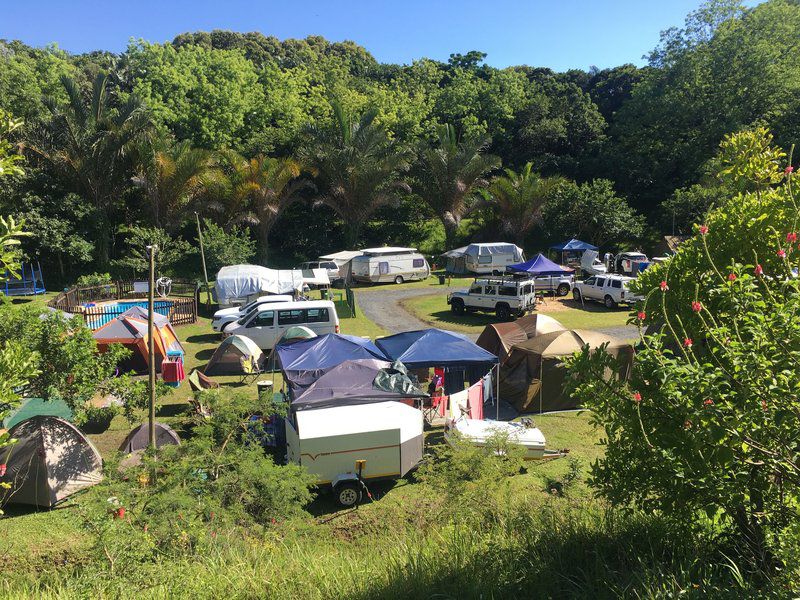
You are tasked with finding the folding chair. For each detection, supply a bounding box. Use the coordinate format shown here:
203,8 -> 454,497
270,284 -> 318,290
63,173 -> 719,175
239,356 -> 265,384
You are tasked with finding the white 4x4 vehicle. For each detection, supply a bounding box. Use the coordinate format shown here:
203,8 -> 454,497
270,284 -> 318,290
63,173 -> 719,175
447,277 -> 536,320
572,274 -> 643,308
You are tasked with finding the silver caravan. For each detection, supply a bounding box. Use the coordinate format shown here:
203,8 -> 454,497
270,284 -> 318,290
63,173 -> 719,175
350,247 -> 430,284
443,243 -> 524,275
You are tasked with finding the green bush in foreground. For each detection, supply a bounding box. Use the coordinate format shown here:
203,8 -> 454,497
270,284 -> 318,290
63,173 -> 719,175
568,129 -> 800,579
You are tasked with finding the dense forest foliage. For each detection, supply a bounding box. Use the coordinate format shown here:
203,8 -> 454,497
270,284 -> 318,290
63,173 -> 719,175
2,0 -> 799,283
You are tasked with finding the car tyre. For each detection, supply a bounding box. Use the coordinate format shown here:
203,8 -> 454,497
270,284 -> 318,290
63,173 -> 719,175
334,481 -> 363,507
604,295 -> 617,309
572,289 -> 582,302
496,304 -> 511,320
394,275 -> 404,284
451,299 -> 465,315
557,283 -> 570,297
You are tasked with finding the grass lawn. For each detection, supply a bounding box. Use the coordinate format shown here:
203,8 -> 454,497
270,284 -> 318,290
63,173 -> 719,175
402,292 -> 634,334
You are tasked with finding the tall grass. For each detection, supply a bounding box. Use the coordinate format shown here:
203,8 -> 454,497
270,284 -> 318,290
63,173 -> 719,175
1,500 -> 781,599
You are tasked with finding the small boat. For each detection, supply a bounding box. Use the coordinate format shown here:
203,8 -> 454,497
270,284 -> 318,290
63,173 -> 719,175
445,417 -> 547,460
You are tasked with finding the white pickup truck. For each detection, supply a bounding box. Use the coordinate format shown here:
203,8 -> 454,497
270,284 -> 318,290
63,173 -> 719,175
447,277 -> 537,320
572,274 -> 643,308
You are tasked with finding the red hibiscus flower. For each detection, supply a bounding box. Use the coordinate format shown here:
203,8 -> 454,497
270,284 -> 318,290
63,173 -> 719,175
0,464 -> 6,477
691,301 -> 702,313
786,165 -> 795,175
660,280 -> 669,292
637,311 -> 646,321
727,273 -> 737,282
754,264 -> 763,276
632,392 -> 642,403
703,399 -> 714,407
683,338 -> 693,348
777,249 -> 787,258
116,507 -> 126,519
699,225 -> 709,235
787,232 -> 798,244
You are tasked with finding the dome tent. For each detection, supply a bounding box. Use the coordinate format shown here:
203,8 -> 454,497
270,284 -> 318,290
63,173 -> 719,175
476,314 -> 566,362
0,416 -> 103,508
500,329 -> 633,413
118,422 -> 181,454
205,335 -> 266,376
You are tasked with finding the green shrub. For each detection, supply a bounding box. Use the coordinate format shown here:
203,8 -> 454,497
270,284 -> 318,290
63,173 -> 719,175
76,272 -> 112,287
567,129 -> 800,573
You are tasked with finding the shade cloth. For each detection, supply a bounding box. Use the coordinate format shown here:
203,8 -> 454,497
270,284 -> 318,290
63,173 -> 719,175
549,239 -> 598,252
375,329 -> 498,370
507,253 -> 574,276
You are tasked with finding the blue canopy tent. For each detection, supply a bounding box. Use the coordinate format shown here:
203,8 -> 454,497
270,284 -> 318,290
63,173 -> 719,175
291,359 -> 427,410
549,239 -> 598,267
275,333 -> 389,397
507,253 -> 574,276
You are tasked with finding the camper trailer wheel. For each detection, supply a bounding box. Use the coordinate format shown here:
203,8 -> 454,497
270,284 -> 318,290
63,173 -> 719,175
450,299 -> 465,315
557,283 -> 570,297
335,481 -> 363,507
572,289 -> 582,302
496,304 -> 511,320
604,295 -> 617,309
394,275 -> 404,284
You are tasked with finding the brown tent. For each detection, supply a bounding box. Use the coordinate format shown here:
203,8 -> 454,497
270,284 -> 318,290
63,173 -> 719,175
476,313 -> 566,362
118,422 -> 181,454
500,329 -> 633,413
0,416 -> 103,507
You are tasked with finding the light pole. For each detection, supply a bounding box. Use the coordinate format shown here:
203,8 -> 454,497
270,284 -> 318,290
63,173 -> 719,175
147,244 -> 158,449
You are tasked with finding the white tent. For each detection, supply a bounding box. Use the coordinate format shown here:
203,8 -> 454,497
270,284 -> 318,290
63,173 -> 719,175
215,265 -> 305,307
442,243 -> 524,274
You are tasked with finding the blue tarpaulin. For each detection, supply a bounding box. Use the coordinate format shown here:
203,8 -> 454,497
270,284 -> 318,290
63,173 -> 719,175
375,329 -> 498,370
549,238 -> 598,252
507,253 -> 574,276
275,334 -> 389,396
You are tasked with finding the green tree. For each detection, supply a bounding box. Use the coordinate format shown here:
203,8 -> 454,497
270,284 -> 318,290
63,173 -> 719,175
0,110 -> 24,178
27,73 -> 152,267
542,179 -> 646,248
486,162 -> 563,246
299,100 -> 412,247
198,219 -> 255,275
216,152 -> 311,263
132,136 -> 219,231
112,226 -> 192,278
414,124 -> 500,249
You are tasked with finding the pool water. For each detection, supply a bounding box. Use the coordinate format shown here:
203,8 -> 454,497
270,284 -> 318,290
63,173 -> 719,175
85,300 -> 174,329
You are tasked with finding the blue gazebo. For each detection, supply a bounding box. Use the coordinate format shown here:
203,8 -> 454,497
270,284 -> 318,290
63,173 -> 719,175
507,253 -> 574,276
549,239 -> 598,265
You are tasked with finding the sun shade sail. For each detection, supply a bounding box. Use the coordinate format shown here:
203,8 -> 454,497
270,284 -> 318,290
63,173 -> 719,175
375,329 -> 498,369
507,253 -> 574,276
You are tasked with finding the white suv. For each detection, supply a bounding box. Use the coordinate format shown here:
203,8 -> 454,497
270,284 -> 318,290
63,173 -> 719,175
531,274 -> 573,297
572,274 -> 643,308
447,277 -> 537,320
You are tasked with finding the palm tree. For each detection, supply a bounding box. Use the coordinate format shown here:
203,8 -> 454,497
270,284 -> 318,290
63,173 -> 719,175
487,162 -> 564,247
212,151 -> 310,263
413,124 -> 500,249
298,101 -> 412,247
27,73 -> 151,267
132,136 -> 220,232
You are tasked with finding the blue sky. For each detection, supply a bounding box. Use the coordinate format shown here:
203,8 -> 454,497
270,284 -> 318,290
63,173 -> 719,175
2,1 -> 759,71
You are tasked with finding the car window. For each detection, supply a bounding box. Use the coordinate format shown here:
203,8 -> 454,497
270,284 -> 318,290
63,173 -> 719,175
523,284 -> 533,295
240,299 -> 258,312
469,285 -> 482,294
305,308 -> 330,323
595,278 -> 606,287
484,286 -> 496,295
499,286 -> 516,296
250,311 -> 274,327
278,309 -> 305,326
584,277 -> 596,286
611,280 -> 622,289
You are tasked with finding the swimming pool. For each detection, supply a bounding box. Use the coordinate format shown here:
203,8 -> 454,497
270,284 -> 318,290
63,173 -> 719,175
84,300 -> 174,329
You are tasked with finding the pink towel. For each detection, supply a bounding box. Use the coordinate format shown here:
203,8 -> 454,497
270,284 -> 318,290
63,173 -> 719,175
467,381 -> 483,420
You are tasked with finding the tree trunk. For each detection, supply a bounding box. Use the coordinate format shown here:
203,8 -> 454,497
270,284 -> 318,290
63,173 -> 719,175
440,211 -> 460,250
344,219 -> 362,250
257,216 -> 275,265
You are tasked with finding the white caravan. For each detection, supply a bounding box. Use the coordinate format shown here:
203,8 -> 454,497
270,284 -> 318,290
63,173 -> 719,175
286,401 -> 424,506
350,247 -> 430,284
443,243 -> 524,275
223,300 -> 339,349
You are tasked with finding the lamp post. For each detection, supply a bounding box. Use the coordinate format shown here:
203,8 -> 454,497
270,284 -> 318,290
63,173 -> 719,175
147,244 -> 158,449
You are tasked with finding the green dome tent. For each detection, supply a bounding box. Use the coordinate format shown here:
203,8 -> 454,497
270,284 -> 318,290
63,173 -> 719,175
205,335 -> 266,376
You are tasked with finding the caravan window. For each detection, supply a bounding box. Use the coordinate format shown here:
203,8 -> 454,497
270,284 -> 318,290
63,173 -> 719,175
412,258 -> 425,268
379,262 -> 390,275
477,255 -> 493,264
251,311 -> 274,327
278,309 -> 305,326
305,308 -> 330,323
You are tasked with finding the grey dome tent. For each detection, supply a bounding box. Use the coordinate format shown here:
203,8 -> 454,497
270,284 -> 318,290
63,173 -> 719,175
205,334 -> 266,376
0,416 -> 103,508
118,422 -> 181,454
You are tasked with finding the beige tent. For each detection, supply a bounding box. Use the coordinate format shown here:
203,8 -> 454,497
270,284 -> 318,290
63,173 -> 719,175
0,416 -> 103,507
476,314 -> 566,362
205,334 -> 266,376
500,329 -> 633,413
